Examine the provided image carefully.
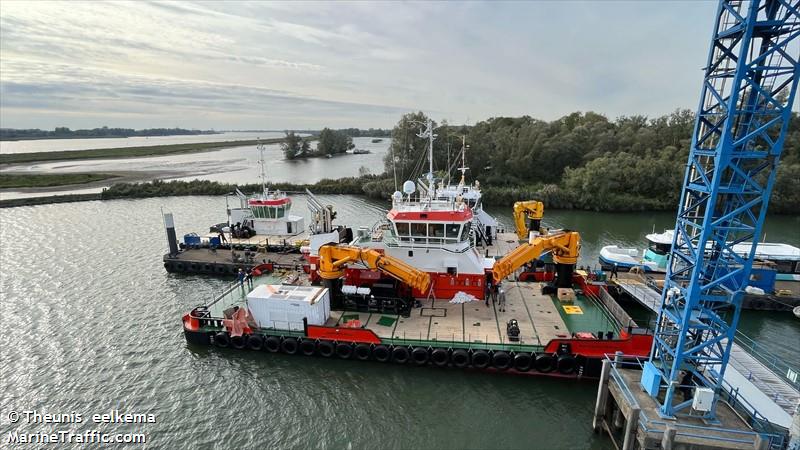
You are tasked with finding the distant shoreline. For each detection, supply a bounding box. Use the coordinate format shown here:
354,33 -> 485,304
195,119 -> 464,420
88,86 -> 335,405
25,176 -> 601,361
0,136 -> 316,165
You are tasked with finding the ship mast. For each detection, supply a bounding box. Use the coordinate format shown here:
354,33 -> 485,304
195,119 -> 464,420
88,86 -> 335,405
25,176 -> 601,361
416,118 -> 437,198
257,140 -> 268,195
458,135 -> 469,187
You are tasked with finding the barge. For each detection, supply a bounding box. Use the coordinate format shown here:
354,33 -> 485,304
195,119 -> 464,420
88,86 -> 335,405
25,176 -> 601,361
183,270 -> 652,378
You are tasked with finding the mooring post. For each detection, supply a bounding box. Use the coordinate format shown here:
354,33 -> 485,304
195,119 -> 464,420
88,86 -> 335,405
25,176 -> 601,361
593,359 -> 612,432
661,423 -> 676,450
621,406 -> 640,450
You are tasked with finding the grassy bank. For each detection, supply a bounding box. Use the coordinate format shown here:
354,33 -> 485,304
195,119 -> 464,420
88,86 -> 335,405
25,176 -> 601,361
0,173 -> 119,188
0,136 -> 315,165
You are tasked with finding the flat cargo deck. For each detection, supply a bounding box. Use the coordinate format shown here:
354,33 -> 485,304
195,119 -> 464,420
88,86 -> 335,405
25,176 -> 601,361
207,275 -> 619,349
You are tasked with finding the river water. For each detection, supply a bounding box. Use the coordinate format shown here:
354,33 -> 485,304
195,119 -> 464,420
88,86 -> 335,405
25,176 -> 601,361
0,137 -> 389,200
1,195 -> 797,449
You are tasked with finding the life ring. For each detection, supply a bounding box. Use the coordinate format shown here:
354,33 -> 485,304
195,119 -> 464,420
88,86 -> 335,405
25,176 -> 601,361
317,340 -> 334,357
300,339 -> 316,356
411,347 -> 429,365
492,351 -> 512,370
513,352 -> 534,372
231,335 -> 246,350
431,348 -> 449,367
281,338 -> 299,355
471,350 -> 490,369
557,355 -> 577,374
451,349 -> 469,368
392,346 -> 410,364
354,344 -> 371,361
373,345 -> 390,362
335,343 -> 353,359
247,334 -> 264,351
535,354 -> 556,373
264,336 -> 280,353
214,332 -> 230,348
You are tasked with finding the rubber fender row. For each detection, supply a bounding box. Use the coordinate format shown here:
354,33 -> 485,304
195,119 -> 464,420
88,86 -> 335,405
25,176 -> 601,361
211,333 -> 581,374
165,261 -> 245,275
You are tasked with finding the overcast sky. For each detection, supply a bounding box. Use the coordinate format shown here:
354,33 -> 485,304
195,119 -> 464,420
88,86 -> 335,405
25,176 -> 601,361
0,1 -> 719,130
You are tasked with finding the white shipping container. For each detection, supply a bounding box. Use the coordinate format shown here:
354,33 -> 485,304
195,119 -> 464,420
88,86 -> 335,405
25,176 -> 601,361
246,285 -> 330,331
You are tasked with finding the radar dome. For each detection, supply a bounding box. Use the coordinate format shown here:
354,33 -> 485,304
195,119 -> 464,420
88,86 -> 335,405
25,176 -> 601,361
402,180 -> 416,195
392,191 -> 403,202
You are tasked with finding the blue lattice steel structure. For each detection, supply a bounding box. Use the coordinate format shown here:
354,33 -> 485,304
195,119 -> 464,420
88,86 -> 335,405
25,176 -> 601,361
643,0 -> 800,420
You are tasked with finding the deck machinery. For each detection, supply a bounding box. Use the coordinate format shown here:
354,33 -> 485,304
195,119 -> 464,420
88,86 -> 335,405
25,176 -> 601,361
641,0 -> 799,424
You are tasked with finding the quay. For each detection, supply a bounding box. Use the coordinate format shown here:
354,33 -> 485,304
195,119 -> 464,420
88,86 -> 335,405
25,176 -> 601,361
593,356 -> 790,450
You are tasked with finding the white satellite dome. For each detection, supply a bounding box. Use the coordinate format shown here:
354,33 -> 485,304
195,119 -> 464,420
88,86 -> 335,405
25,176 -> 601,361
402,180 -> 416,195
392,191 -> 403,202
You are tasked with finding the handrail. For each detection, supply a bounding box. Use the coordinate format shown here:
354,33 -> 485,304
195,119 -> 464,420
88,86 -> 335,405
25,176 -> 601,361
605,355 -> 786,449
732,330 -> 800,392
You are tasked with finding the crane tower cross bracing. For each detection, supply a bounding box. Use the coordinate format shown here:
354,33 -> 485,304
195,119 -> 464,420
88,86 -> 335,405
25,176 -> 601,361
644,0 -> 800,420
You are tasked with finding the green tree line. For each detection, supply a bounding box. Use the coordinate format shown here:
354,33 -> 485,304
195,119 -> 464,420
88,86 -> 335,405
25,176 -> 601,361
382,110 -> 800,213
0,126 -> 215,140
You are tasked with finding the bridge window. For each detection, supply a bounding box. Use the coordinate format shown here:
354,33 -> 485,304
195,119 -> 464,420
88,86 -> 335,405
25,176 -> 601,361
396,222 -> 410,236
429,224 -> 444,238
460,222 -> 472,241
411,223 -> 427,237
446,224 -> 461,239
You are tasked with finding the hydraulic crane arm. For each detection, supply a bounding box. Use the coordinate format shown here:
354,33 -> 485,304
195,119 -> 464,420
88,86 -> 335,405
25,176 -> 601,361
492,231 -> 580,284
317,245 -> 431,294
513,200 -> 544,240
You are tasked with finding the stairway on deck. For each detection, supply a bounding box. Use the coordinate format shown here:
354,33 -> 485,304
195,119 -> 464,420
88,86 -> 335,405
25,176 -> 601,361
613,278 -> 800,425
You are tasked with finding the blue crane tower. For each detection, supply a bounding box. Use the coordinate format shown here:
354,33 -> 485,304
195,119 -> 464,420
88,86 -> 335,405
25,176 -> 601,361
641,0 -> 799,420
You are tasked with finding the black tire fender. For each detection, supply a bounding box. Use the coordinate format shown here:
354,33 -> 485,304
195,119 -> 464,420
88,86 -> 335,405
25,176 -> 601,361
411,347 -> 429,365
373,345 -> 390,362
300,339 -> 316,356
492,351 -> 512,370
335,343 -> 353,359
214,332 -> 230,348
317,340 -> 334,357
247,334 -> 264,351
513,352 -> 534,372
280,337 -> 298,355
392,346 -> 410,364
265,336 -> 281,353
471,350 -> 490,369
451,349 -> 470,368
230,335 -> 246,350
431,348 -> 449,367
557,355 -> 577,374
535,354 -> 556,373
354,344 -> 371,361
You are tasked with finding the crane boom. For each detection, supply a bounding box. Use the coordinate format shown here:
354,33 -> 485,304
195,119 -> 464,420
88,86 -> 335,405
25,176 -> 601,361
644,0 -> 800,420
512,200 -> 545,240
317,245 -> 432,294
492,231 -> 580,285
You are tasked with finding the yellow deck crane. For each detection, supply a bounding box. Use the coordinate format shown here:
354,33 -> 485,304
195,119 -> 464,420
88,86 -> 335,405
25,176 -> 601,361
492,230 -> 580,288
512,200 -> 545,241
317,244 -> 431,294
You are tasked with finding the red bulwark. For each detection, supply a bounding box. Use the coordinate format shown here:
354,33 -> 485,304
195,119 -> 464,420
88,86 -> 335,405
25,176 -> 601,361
543,332 -> 653,358
387,209 -> 473,222
248,198 -> 291,206
306,325 -> 382,344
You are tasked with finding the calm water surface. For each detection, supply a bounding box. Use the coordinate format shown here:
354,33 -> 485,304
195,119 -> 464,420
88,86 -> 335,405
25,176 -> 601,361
1,196 -> 797,449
